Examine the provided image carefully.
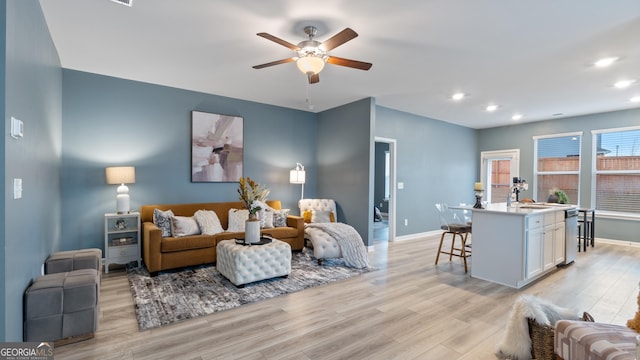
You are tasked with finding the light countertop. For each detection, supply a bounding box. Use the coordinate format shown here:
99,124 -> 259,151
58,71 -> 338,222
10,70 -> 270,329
470,202 -> 576,216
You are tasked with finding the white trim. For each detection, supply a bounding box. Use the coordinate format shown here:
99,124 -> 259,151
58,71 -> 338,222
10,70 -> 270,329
480,149 -> 520,204
594,211 -> 640,221
532,131 -> 583,140
395,230 -> 442,242
375,137 -> 397,243
596,238 -> 640,247
591,125 -> 640,135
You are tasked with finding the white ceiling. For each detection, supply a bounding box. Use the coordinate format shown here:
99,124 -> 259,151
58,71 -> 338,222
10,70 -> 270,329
38,0 -> 640,129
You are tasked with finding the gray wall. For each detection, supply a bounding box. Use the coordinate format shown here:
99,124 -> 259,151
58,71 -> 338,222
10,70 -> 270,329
317,98 -> 375,245
375,106 -> 478,236
3,0 -> 62,341
478,107 -> 640,242
61,70 -> 317,251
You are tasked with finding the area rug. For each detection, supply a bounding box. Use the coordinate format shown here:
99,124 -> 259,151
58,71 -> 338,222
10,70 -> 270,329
127,249 -> 373,330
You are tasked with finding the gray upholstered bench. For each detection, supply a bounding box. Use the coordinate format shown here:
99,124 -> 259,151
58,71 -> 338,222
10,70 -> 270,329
45,248 -> 102,274
24,269 -> 100,345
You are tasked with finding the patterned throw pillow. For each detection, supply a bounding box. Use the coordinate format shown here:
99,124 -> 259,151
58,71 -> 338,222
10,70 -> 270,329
193,210 -> 224,235
153,209 -> 174,237
272,208 -> 290,227
227,209 -> 249,232
170,216 -> 201,237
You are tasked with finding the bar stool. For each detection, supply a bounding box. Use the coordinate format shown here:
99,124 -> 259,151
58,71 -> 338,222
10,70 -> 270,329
578,208 -> 594,252
435,203 -> 472,273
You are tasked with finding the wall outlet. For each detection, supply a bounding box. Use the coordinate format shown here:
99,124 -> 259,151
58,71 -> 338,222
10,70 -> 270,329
404,219 -> 408,226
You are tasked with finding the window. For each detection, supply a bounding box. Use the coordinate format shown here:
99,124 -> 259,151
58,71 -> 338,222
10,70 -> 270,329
592,126 -> 640,214
533,132 -> 582,204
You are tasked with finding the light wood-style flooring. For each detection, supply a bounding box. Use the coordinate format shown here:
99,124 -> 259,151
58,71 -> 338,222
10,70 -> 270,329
54,236 -> 640,359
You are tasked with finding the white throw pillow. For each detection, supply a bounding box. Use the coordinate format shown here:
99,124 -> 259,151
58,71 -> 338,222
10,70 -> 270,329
261,209 -> 274,229
170,216 -> 201,237
153,209 -> 174,237
227,209 -> 249,232
311,210 -> 334,223
193,210 -> 224,235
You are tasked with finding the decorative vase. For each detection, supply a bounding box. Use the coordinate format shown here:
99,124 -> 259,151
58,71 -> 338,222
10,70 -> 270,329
245,213 -> 260,244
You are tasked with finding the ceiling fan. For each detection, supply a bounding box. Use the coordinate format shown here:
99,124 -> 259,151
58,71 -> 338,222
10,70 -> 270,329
252,26 -> 372,84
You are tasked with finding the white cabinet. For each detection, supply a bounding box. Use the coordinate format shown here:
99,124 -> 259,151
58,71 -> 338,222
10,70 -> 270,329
104,212 -> 140,273
543,224 -> 555,271
526,226 -> 544,278
553,221 -> 566,265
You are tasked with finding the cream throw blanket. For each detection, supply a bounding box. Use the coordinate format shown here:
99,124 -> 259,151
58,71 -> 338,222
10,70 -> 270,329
305,222 -> 370,269
495,294 -> 580,360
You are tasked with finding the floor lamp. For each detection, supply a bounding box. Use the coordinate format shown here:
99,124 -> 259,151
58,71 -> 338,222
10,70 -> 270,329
290,163 -> 306,199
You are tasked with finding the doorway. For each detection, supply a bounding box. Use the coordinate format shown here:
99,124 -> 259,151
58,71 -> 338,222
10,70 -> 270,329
480,149 -> 520,204
374,137 -> 396,244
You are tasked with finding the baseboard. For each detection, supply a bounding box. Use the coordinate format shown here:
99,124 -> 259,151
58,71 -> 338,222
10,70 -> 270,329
394,230 -> 441,242
595,238 -> 640,247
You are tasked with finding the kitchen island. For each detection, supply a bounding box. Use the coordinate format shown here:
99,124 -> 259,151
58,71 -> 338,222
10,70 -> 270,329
470,202 -> 575,289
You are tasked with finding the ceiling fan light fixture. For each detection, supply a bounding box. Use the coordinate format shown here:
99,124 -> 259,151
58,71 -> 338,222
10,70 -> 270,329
296,56 -> 325,75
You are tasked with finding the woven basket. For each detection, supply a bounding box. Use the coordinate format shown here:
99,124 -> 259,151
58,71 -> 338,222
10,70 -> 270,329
528,312 -> 594,360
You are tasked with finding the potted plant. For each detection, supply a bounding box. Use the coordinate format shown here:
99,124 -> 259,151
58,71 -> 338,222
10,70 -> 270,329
548,188 -> 569,204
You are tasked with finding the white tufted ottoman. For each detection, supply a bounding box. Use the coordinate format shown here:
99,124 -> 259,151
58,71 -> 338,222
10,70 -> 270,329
216,239 -> 291,287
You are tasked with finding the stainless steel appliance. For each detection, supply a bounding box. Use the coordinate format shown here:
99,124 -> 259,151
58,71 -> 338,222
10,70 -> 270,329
564,208 -> 579,264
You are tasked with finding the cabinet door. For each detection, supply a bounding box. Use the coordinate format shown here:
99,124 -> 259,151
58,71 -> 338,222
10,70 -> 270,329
526,227 -> 544,278
554,222 -> 566,265
543,225 -> 555,271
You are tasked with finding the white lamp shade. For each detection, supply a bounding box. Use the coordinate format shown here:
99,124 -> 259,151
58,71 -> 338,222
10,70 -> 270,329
296,56 -> 325,75
105,166 -> 136,185
106,166 -> 135,213
290,169 -> 306,184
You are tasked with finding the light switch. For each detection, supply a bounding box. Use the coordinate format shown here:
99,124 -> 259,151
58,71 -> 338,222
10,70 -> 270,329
397,182 -> 404,189
13,178 -> 22,199
11,117 -> 23,139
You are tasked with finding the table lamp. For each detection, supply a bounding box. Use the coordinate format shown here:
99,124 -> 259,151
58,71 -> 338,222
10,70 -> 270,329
105,166 -> 136,214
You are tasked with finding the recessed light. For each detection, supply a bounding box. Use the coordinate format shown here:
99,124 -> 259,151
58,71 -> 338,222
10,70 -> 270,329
451,92 -> 465,101
512,114 -> 523,121
486,104 -> 498,112
631,96 -> 640,103
614,80 -> 635,89
594,57 -> 618,67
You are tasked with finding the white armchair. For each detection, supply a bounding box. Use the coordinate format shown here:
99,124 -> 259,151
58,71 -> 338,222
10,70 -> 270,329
298,199 -> 342,264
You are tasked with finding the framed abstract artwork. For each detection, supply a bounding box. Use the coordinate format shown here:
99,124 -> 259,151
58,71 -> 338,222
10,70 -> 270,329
191,111 -> 244,182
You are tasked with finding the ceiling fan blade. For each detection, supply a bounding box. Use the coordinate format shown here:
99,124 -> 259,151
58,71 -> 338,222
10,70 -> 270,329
308,73 -> 320,84
321,28 -> 358,51
327,56 -> 372,71
257,33 -> 300,51
252,58 -> 295,69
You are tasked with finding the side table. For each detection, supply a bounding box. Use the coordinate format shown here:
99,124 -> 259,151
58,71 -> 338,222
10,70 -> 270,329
104,212 -> 140,273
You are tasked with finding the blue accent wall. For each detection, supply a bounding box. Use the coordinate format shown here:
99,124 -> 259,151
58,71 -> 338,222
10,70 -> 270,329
375,106 -> 478,236
61,70 -> 317,252
3,0 -> 62,341
317,98 -> 375,245
478,108 -> 640,242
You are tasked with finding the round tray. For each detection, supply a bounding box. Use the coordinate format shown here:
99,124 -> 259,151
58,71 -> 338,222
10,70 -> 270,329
235,237 -> 272,246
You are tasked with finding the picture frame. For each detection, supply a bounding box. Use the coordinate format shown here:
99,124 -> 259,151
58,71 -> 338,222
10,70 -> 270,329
191,111 -> 244,182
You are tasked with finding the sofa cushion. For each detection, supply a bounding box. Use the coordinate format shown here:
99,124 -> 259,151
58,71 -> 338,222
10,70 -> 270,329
228,209 -> 249,232
153,209 -> 174,237
272,208 -> 290,227
260,226 -> 299,239
161,235 -> 216,253
171,216 -> 200,237
193,210 -> 224,235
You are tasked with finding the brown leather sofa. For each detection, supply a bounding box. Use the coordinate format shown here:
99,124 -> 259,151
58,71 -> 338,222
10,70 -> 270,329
140,200 -> 304,274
